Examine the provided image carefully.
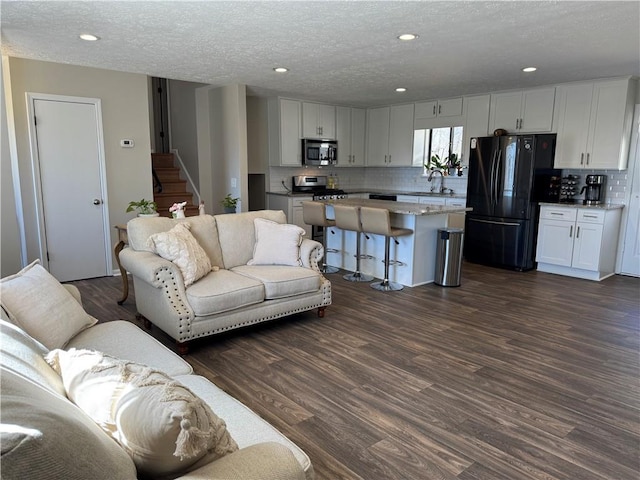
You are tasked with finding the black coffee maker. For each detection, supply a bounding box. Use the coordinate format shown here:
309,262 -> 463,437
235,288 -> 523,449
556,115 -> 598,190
581,174 -> 606,205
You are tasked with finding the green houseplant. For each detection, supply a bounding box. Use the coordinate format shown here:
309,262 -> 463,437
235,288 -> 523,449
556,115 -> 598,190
126,198 -> 158,216
220,194 -> 239,214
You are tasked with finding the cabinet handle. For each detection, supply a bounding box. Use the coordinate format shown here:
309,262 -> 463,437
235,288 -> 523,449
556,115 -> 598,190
569,225 -> 573,237
584,214 -> 597,218
388,155 -> 392,164
550,212 -> 563,216
433,105 -> 436,115
576,226 -> 580,238
438,105 -> 442,115
586,153 -> 590,165
580,153 -> 584,165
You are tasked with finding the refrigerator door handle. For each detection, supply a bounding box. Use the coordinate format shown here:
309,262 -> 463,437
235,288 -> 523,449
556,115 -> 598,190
494,149 -> 503,205
468,218 -> 522,227
489,149 -> 497,207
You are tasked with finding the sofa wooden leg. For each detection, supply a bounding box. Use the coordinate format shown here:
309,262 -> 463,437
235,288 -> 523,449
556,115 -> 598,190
317,306 -> 326,318
176,341 -> 189,356
136,313 -> 152,330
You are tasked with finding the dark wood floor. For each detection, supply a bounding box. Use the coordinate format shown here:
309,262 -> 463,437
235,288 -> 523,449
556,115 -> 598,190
71,262 -> 640,480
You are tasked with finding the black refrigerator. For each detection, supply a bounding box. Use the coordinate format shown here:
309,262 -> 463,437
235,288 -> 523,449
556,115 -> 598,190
464,134 -> 560,271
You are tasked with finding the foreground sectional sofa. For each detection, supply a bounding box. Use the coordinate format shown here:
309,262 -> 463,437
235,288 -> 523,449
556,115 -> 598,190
119,210 -> 332,353
0,260 -> 314,479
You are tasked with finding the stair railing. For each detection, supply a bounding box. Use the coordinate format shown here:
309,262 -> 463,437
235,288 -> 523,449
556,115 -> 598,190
171,148 -> 201,205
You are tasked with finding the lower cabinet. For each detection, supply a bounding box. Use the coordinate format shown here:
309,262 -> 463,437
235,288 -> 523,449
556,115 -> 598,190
535,205 -> 622,281
266,194 -> 313,238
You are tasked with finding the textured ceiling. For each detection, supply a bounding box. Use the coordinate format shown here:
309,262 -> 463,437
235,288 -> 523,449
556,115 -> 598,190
1,0 -> 639,107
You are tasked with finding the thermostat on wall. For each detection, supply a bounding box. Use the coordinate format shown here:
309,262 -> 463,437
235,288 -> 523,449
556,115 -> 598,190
120,139 -> 134,148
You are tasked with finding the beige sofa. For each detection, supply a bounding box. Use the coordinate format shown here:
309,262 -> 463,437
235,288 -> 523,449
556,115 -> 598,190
119,210 -> 332,353
0,261 -> 314,479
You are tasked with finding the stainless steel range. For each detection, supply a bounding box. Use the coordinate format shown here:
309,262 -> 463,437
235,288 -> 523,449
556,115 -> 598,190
292,175 -> 347,242
291,175 -> 348,200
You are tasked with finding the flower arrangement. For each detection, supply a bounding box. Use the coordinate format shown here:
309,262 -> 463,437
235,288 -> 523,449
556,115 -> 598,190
169,201 -> 187,219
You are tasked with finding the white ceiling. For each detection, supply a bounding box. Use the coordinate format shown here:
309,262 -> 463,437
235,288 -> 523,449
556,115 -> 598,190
1,0 -> 639,107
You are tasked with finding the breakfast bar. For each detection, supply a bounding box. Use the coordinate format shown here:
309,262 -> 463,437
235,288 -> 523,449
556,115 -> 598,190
321,198 -> 472,287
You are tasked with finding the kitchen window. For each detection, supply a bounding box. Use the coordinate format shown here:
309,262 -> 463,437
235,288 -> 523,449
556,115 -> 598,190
413,126 -> 463,172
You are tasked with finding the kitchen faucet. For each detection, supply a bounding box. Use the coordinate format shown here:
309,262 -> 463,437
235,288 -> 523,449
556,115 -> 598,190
427,169 -> 447,194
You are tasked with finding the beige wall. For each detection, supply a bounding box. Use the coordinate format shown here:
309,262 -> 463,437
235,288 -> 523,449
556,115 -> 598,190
1,57 -> 24,276
197,84 -> 248,214
5,58 -> 152,267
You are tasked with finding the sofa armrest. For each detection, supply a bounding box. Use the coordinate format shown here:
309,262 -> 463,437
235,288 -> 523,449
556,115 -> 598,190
118,247 -> 181,288
177,442 -> 306,480
300,238 -> 324,271
63,284 -> 82,304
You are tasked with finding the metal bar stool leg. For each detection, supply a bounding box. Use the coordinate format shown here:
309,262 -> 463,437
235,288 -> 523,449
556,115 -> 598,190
343,231 -> 373,282
321,226 -> 339,274
371,235 -> 403,291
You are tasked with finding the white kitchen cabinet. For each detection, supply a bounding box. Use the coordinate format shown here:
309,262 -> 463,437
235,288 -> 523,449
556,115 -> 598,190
335,106 -> 366,167
397,195 -> 420,203
268,98 -> 302,166
462,94 -> 491,165
489,87 -> 555,133
536,205 -> 622,281
366,104 -> 415,166
553,78 -> 635,170
419,196 -> 446,205
415,98 -> 463,120
266,194 -> 313,238
302,102 -> 335,139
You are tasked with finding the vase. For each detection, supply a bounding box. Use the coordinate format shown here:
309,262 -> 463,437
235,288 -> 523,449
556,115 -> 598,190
175,210 -> 186,219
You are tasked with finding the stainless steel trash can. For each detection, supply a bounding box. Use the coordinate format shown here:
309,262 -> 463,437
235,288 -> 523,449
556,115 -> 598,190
434,228 -> 464,287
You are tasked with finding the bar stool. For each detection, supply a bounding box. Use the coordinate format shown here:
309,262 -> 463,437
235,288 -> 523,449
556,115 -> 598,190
302,201 -> 339,274
333,205 -> 374,282
359,206 -> 413,291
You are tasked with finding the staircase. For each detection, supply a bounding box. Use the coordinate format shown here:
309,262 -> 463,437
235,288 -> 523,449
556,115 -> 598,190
151,153 -> 198,217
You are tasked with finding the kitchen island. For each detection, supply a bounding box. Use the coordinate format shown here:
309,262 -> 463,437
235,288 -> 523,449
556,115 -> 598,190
321,198 -> 471,287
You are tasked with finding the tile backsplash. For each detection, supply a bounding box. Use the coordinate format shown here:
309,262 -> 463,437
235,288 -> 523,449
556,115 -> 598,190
269,166 -> 628,204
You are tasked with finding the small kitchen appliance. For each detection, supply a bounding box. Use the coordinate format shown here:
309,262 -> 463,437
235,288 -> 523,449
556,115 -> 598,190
581,174 -> 606,205
301,139 -> 337,166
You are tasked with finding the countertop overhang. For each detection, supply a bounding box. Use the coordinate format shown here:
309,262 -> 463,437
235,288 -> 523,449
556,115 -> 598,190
318,198 -> 472,216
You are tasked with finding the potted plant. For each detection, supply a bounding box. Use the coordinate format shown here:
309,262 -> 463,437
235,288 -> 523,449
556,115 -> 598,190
446,153 -> 461,176
126,198 -> 159,217
220,194 -> 239,214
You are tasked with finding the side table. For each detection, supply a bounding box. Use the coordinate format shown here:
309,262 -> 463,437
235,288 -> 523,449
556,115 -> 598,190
114,225 -> 129,304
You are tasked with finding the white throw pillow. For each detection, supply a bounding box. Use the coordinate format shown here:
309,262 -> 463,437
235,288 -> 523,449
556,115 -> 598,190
248,218 -> 305,266
146,222 -> 216,287
0,260 -> 97,350
45,348 -> 238,477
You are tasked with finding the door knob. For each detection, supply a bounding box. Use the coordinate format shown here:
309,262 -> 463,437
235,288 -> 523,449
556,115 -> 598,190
93,199 -> 102,205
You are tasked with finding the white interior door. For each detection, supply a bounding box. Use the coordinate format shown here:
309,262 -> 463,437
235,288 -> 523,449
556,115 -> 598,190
619,105 -> 640,277
30,95 -> 110,281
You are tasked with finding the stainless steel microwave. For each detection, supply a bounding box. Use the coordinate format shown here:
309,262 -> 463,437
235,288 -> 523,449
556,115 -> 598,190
302,138 -> 337,166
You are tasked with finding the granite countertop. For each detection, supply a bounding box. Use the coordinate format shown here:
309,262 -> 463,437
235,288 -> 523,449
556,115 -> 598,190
319,198 -> 472,216
539,202 -> 624,211
267,189 -> 466,198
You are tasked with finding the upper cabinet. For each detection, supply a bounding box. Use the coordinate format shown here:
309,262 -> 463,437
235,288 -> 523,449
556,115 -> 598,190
302,102 -> 336,139
366,104 -> 415,167
268,98 -> 302,166
335,106 -> 366,167
415,98 -> 463,120
414,97 -> 464,130
462,94 -> 491,165
553,78 -> 635,170
489,87 -> 556,133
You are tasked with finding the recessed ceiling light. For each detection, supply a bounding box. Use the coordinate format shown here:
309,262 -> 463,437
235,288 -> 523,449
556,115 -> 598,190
79,34 -> 100,41
398,34 -> 418,41
522,66 -> 537,73
273,67 -> 289,73
395,87 -> 407,93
